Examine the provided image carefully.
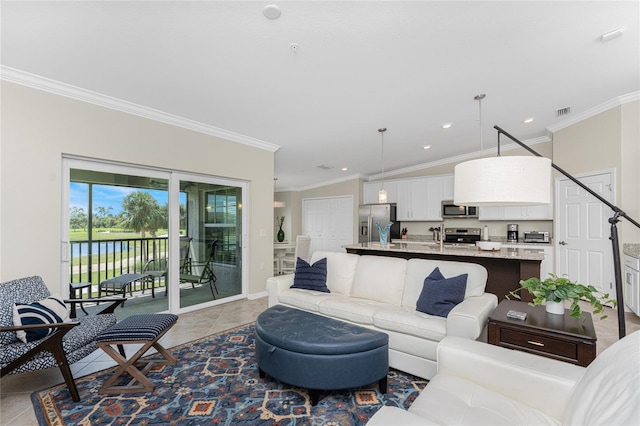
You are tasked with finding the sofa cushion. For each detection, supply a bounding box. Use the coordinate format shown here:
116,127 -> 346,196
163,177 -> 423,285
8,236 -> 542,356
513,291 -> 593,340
13,296 -> 69,343
318,297 -> 389,325
416,268 -> 468,317
373,306 -> 447,341
291,257 -> 329,292
563,330 -> 640,425
311,251 -> 359,295
278,289 -> 346,312
403,259 -> 487,308
350,255 -> 407,306
409,374 -> 560,425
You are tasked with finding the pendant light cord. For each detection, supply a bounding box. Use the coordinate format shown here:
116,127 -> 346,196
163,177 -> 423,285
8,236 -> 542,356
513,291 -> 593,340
475,94 -> 486,157
379,128 -> 387,187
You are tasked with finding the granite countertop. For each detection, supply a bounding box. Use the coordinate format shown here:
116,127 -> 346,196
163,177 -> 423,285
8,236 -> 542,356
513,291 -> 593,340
624,243 -> 640,259
343,242 -> 545,261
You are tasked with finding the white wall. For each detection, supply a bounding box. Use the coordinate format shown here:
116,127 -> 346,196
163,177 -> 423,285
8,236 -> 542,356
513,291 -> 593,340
554,101 -> 640,246
0,81 -> 275,296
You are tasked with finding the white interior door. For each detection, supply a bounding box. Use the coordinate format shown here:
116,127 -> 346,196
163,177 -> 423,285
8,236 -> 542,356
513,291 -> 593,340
302,196 -> 353,254
556,170 -> 615,298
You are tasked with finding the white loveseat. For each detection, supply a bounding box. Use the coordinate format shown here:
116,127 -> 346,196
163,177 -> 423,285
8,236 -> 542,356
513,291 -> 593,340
266,251 -> 498,379
367,331 -> 640,425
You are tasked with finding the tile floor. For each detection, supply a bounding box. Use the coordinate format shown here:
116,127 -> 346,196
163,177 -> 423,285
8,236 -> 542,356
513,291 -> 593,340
1,298 -> 639,425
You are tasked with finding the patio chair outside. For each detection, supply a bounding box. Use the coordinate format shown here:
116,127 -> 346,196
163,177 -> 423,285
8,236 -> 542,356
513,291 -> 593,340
142,258 -> 168,297
179,240 -> 218,299
179,236 -> 193,275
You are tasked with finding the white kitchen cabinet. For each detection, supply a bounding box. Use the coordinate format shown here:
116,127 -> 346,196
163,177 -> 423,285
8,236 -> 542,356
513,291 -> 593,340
396,176 -> 445,221
397,178 -> 427,220
479,204 -> 553,221
363,181 -> 397,204
425,176 -> 444,219
442,174 -> 454,200
503,243 -> 555,279
624,254 -> 640,316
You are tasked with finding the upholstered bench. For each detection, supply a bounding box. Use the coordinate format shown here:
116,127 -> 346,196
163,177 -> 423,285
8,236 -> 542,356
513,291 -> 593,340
96,313 -> 178,394
255,305 -> 389,405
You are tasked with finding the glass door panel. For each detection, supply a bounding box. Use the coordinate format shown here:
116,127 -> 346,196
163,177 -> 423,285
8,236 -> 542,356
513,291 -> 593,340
68,166 -> 170,314
175,178 -> 243,310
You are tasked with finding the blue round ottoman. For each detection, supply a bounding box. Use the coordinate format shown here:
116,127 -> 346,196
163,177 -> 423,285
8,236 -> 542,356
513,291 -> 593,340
255,305 -> 389,405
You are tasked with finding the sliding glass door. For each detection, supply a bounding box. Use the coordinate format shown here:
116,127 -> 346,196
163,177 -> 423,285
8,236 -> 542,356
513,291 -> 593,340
64,158 -> 246,316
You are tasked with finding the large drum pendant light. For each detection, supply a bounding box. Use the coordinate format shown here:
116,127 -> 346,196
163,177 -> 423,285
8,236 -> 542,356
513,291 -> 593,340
453,95 -> 551,206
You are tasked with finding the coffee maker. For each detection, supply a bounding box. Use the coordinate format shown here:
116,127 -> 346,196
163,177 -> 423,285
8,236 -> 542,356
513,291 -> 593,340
507,224 -> 518,242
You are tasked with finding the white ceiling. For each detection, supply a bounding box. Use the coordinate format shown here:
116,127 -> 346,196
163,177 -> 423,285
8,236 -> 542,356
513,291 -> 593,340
2,1 -> 639,190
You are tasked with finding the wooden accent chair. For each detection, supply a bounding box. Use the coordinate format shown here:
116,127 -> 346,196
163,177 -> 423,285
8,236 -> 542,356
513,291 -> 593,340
0,276 -> 125,402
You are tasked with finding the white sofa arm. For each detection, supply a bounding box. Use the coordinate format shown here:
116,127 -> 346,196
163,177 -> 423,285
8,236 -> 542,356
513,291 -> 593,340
266,274 -> 294,307
437,336 -> 585,421
446,293 -> 498,339
366,406 -> 438,425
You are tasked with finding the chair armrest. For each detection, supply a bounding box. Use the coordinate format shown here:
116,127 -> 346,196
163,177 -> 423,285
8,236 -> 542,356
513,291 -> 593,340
0,321 -> 78,333
436,336 -> 585,420
446,293 -> 498,339
64,297 -> 126,315
266,274 -> 295,307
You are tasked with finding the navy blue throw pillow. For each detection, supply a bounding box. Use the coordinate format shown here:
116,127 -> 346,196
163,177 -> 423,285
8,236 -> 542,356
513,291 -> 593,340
416,267 -> 468,317
291,257 -> 329,293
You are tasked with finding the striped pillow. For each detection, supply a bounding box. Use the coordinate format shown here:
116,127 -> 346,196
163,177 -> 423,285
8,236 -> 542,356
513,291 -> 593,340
13,296 -> 69,343
291,257 -> 329,293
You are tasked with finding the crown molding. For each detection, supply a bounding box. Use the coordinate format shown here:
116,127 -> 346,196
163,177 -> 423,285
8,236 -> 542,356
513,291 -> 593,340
0,66 -> 279,153
547,91 -> 640,134
281,173 -> 367,192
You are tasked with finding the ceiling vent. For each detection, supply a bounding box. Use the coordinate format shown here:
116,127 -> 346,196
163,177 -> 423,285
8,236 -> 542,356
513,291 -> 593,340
556,106 -> 572,117
317,164 -> 334,170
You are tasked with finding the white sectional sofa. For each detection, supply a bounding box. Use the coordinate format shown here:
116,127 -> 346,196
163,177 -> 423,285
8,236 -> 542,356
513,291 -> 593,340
367,331 -> 640,425
266,251 -> 498,379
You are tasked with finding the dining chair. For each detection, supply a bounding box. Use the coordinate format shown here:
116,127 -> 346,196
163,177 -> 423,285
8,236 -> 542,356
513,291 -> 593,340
279,235 -> 312,274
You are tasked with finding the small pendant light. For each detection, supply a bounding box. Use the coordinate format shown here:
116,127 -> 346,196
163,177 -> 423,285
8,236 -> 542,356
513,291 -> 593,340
378,128 -> 388,203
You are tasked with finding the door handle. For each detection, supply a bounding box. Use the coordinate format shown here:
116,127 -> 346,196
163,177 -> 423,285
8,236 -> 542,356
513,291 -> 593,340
559,241 -> 567,245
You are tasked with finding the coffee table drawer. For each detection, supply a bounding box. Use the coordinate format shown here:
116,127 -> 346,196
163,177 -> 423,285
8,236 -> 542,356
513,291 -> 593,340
500,328 -> 577,359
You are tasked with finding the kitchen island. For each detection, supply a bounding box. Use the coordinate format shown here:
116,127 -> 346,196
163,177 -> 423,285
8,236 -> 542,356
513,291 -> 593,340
343,242 -> 544,301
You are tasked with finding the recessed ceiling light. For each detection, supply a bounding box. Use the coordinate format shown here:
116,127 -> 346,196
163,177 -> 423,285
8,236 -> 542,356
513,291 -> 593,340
341,167 -> 348,171
263,4 -> 282,20
523,117 -> 535,123
423,145 -> 432,150
441,123 -> 452,129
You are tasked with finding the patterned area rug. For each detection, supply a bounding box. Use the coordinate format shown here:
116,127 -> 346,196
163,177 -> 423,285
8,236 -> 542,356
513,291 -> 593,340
31,323 -> 427,425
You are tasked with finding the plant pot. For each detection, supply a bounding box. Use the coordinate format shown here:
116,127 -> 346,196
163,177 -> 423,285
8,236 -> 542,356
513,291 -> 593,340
545,300 -> 565,315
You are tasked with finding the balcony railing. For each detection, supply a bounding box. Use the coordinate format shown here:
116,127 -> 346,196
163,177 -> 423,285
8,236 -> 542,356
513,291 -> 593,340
69,237 -> 168,291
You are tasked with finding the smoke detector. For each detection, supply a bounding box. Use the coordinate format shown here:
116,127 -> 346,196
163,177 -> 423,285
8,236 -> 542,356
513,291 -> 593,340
263,5 -> 281,20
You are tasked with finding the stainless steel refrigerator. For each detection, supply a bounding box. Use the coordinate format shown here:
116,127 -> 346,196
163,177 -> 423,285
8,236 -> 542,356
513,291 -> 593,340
358,203 -> 401,243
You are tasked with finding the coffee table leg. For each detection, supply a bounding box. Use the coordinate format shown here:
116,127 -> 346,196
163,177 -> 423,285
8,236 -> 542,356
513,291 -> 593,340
378,375 -> 387,394
309,389 -> 319,406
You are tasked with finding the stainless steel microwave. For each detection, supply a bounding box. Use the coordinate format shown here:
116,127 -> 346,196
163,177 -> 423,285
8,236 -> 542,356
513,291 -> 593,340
441,201 -> 478,218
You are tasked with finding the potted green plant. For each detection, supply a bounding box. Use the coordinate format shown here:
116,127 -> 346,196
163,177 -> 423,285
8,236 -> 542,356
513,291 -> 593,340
509,273 -> 616,319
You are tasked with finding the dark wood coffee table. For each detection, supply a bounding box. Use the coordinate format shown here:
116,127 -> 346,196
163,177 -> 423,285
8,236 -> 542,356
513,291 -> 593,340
488,300 -> 597,366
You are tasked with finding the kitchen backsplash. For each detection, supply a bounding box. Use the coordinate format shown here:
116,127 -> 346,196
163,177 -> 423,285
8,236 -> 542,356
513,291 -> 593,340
399,219 -> 553,241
